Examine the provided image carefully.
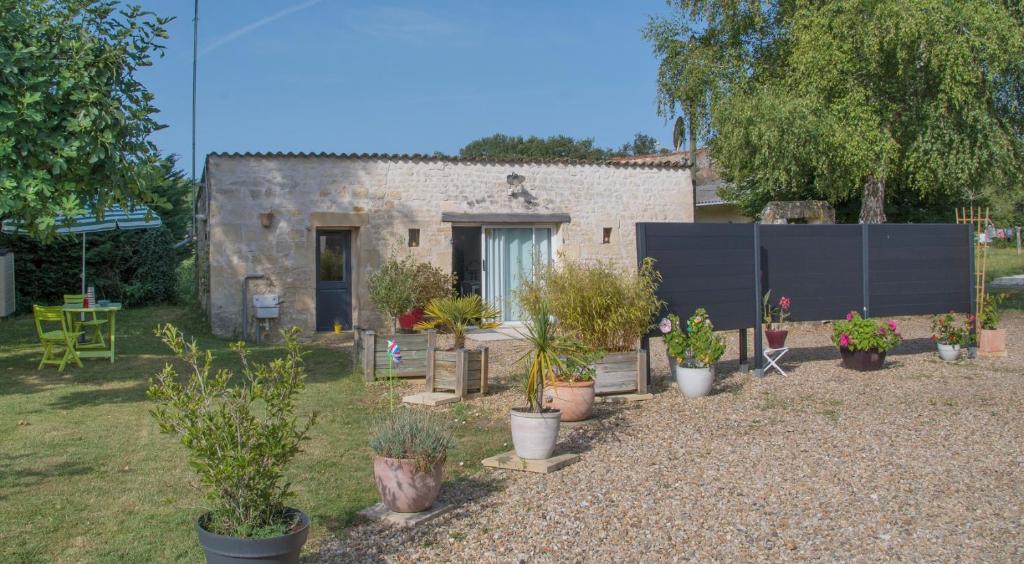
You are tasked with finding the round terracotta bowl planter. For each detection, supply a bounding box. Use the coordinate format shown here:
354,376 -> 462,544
543,380 -> 595,422
978,329 -> 1007,356
839,347 -> 886,371
372,455 -> 444,513
764,328 -> 789,349
197,509 -> 309,564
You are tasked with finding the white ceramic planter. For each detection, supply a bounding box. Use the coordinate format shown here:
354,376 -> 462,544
937,343 -> 961,362
674,364 -> 714,398
510,409 -> 561,460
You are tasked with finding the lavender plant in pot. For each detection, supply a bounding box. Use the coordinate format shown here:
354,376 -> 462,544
662,309 -> 726,398
369,408 -> 453,513
762,290 -> 792,349
148,326 -> 318,564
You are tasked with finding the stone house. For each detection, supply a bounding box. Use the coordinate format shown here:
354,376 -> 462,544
197,152 -> 692,339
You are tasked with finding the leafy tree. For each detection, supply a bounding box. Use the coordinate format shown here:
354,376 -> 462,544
618,133 -> 665,156
0,0 -> 172,239
459,133 -> 614,161
646,1 -> 1024,223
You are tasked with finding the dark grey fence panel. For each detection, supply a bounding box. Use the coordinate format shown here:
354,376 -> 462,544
760,225 -> 864,322
867,224 -> 971,316
637,223 -> 755,331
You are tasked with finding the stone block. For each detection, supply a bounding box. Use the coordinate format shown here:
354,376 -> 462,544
358,502 -> 452,528
482,450 -> 580,474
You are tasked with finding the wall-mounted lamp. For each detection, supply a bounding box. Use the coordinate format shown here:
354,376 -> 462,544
259,212 -> 274,228
506,173 -> 526,197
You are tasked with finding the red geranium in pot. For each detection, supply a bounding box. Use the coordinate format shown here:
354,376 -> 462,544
762,290 -> 791,348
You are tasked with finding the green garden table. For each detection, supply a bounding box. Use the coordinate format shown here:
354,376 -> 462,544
62,303 -> 122,362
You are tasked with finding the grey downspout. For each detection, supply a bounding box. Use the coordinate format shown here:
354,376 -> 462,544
242,274 -> 265,342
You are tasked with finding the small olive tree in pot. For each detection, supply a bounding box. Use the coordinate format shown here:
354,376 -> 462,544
148,325 -> 318,564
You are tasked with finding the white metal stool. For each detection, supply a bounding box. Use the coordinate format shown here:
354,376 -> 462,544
763,347 -> 789,376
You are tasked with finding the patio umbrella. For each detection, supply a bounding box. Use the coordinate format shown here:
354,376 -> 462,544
1,204 -> 163,294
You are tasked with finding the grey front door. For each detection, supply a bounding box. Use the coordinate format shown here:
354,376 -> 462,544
315,230 -> 352,331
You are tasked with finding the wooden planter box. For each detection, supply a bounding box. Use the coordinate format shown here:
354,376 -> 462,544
355,329 -> 436,382
426,347 -> 489,399
592,349 -> 648,396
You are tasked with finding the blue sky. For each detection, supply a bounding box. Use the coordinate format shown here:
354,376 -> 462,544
135,1 -> 676,172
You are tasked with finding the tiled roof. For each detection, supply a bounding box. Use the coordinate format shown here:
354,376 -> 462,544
205,151 -> 689,170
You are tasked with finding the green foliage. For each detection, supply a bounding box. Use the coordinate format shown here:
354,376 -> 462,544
519,303 -> 558,411
367,256 -> 455,329
0,1 -> 174,239
931,312 -> 971,346
369,409 -> 454,472
646,1 -> 1024,222
519,257 -> 663,352
832,312 -> 903,352
662,309 -> 726,368
618,133 -> 666,156
415,295 -> 500,349
410,261 -> 456,309
0,226 -> 181,310
980,293 -> 1005,330
457,132 -> 666,160
176,255 -> 196,305
148,325 -> 318,539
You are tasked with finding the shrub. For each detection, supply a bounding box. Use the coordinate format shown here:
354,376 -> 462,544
518,257 -> 663,352
175,255 -> 196,305
148,325 -> 318,538
661,308 -> 726,368
367,256 -> 454,330
832,312 -> 903,352
980,294 -> 1005,330
415,295 -> 500,349
930,312 -> 970,345
369,409 -> 454,472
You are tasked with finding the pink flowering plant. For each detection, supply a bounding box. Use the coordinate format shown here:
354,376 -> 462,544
762,290 -> 791,330
930,312 -> 970,346
831,311 -> 903,352
661,308 -> 726,368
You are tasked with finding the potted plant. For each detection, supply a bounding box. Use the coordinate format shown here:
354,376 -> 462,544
978,294 -> 1007,356
512,305 -> 563,459
762,290 -> 792,348
416,295 -> 500,398
831,312 -> 903,371
543,338 -> 601,422
518,258 -> 663,396
369,408 -> 453,513
931,312 -> 968,361
148,325 -> 318,564
661,309 -> 726,398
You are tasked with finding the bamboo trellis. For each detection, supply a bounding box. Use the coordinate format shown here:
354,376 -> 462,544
955,207 -> 990,317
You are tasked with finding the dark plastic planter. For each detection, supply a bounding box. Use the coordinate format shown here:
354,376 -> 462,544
196,509 -> 309,564
839,347 -> 886,371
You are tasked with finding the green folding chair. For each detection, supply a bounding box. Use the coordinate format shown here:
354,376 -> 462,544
63,294 -> 108,349
33,305 -> 83,371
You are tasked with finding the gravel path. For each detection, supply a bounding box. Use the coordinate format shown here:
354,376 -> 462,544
312,315 -> 1024,562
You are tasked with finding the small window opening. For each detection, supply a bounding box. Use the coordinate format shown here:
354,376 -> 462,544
408,228 -> 420,247
602,227 -> 613,244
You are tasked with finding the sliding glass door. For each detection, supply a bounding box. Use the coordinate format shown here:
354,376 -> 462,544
483,227 -> 551,321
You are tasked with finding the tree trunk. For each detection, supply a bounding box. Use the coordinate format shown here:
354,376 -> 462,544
859,175 -> 886,224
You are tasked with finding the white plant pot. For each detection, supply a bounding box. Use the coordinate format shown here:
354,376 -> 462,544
937,343 -> 961,362
510,408 -> 561,460
674,364 -> 714,398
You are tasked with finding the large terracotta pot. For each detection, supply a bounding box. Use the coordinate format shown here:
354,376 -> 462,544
764,328 -> 788,349
372,455 -> 444,513
543,380 -> 596,422
839,347 -> 886,371
978,329 -> 1007,356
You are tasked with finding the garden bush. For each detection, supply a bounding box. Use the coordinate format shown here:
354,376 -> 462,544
368,255 -> 454,330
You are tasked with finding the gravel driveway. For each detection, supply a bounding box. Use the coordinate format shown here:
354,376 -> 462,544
312,315 -> 1024,562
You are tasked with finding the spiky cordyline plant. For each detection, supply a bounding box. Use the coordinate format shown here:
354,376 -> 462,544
415,294 -> 501,349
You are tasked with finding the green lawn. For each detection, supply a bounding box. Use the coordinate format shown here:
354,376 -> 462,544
0,306 -> 509,563
985,246 -> 1024,311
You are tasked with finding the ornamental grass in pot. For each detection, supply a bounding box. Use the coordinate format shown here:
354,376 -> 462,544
931,312 -> 969,361
762,290 -> 792,348
661,309 -> 726,398
511,305 -> 564,459
369,408 -> 454,513
518,257 -> 663,395
831,312 -> 903,371
978,294 -> 1007,356
148,325 -> 318,564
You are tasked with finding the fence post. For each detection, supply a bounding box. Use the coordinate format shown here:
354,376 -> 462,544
362,330 -> 376,382
738,329 -> 748,372
1017,226 -> 1021,256
753,223 -> 764,377
862,223 -> 870,318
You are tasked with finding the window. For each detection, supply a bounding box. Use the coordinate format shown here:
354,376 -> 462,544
602,227 -> 613,244
408,228 -> 420,247
318,234 -> 346,282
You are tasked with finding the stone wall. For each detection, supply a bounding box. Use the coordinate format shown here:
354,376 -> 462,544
202,155 -> 692,338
